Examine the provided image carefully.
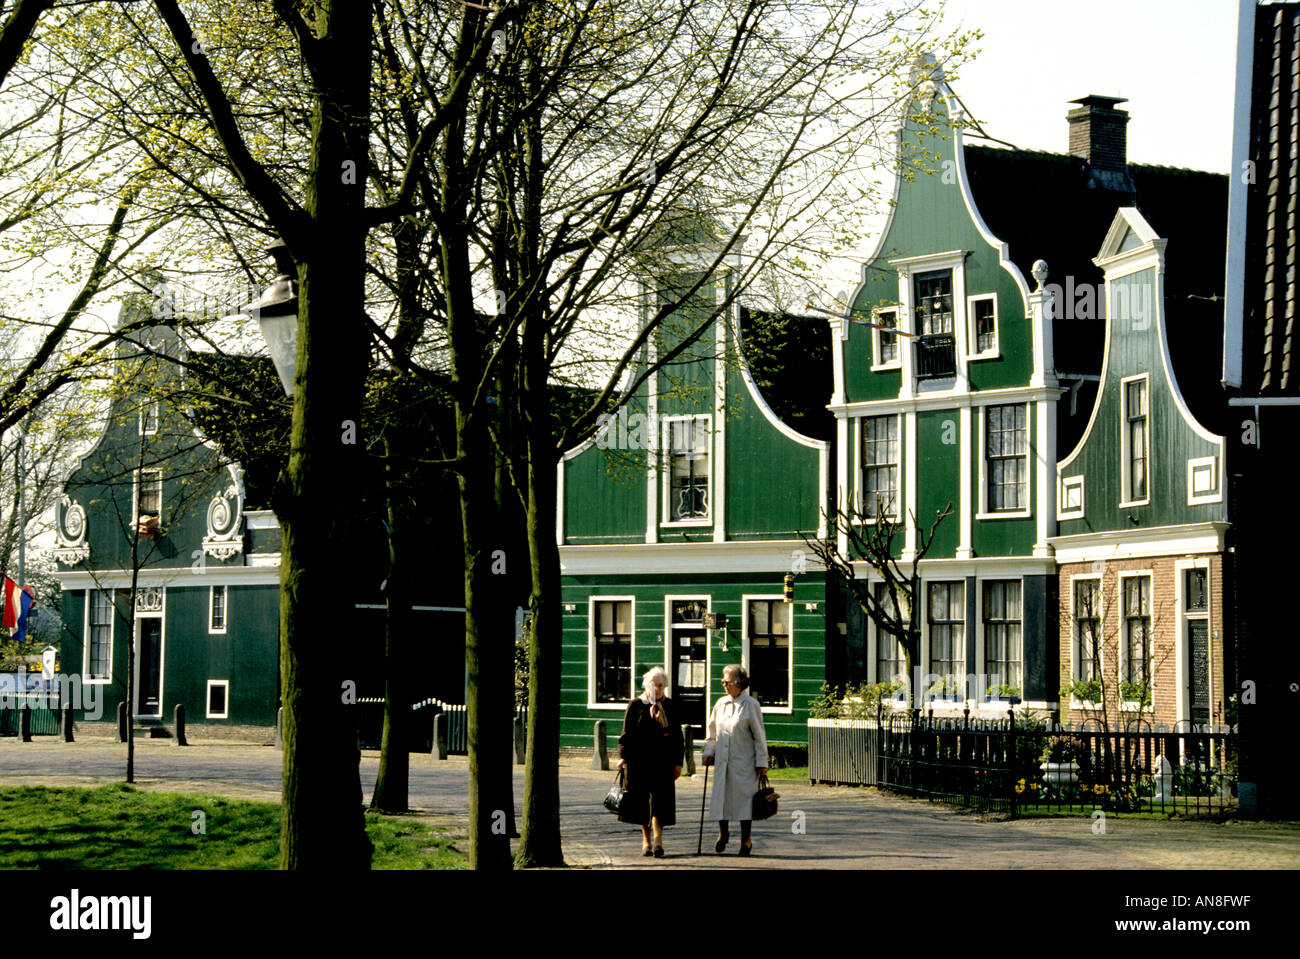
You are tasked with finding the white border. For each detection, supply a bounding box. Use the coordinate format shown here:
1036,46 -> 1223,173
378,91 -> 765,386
663,594 -> 712,724
660,413 -> 713,528
1059,475 -> 1085,520
133,590 -> 166,720
1116,570 -> 1154,696
856,412 -> 901,522
1187,455 -> 1221,505
208,584 -> 228,635
741,594 -> 794,715
870,306 -> 902,371
966,293 -> 999,361
976,400 -> 1032,519
587,595 -> 636,710
1118,373 -> 1151,508
1067,573 -> 1104,703
206,679 -> 230,720
82,588 -> 114,685
977,576 -> 1024,701
1173,558 -> 1213,727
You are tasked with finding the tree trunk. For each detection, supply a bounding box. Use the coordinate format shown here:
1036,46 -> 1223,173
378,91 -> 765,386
277,0 -> 373,871
371,439 -> 410,813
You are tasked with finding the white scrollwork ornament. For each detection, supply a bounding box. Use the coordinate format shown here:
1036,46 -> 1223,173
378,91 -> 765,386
202,484 -> 243,561
54,494 -> 90,564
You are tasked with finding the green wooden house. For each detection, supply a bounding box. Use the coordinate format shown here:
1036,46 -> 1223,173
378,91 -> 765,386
557,271 -> 831,748
52,299 -> 281,737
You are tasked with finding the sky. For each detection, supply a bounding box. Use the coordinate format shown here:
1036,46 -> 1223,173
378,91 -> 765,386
935,0 -> 1239,173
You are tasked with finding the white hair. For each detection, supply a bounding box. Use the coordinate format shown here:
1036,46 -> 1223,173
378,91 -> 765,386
642,666 -> 668,694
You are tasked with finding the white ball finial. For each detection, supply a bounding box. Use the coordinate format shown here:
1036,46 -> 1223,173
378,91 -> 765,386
1031,260 -> 1049,291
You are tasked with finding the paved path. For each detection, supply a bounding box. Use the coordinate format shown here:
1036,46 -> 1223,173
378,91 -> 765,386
3,739 -> 1298,869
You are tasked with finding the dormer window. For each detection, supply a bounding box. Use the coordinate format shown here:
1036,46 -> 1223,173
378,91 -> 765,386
871,308 -> 900,369
914,270 -> 955,380
663,414 -> 710,524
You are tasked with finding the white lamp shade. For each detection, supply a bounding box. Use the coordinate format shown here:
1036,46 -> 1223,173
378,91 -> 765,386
256,311 -> 298,397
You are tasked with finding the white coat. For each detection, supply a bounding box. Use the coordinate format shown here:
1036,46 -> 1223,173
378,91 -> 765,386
701,690 -> 769,822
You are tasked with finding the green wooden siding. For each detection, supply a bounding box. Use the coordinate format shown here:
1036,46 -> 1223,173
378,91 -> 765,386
560,573 -> 826,747
916,409 -> 960,557
1059,268 -> 1226,534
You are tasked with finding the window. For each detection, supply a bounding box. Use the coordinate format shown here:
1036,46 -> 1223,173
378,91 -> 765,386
968,294 -> 997,356
874,582 -> 905,684
927,581 -> 964,689
872,308 -> 899,367
983,580 -> 1022,692
860,415 -> 899,518
1122,377 -> 1149,503
1185,568 -> 1207,613
209,586 -> 227,634
1073,579 -> 1101,682
747,599 -> 790,707
1184,567 -> 1210,722
88,590 -> 113,681
1060,476 -> 1084,517
139,401 -> 159,435
664,415 -> 710,523
1188,456 -> 1219,504
986,404 -> 1028,512
1123,575 -> 1152,685
593,599 -> 633,703
136,469 -> 161,519
914,270 -> 956,380
206,680 -> 229,719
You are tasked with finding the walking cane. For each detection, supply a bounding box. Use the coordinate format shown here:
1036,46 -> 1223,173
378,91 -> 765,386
696,764 -> 709,856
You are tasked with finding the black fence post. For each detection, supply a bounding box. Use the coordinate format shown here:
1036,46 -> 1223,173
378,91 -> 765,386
116,701 -> 128,743
173,703 -> 188,746
591,719 -> 608,770
513,715 -> 526,765
1008,706 -> 1017,817
682,725 -> 695,776
19,703 -> 31,742
60,705 -> 74,743
434,711 -> 448,760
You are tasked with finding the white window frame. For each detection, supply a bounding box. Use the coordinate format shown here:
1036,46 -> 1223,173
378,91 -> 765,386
1058,475 -> 1085,519
663,594 -> 711,703
133,468 -> 163,526
1187,455 -> 1221,505
857,413 -> 901,522
206,679 -> 230,719
976,401 -> 1032,519
1068,573 -> 1104,709
133,597 -> 166,720
209,585 -> 228,635
1119,373 -> 1151,508
660,413 -> 712,528
1173,558 -> 1212,724
741,594 -> 793,715
1117,570 -> 1155,701
978,577 -> 1024,700
966,293 -> 999,360
82,589 -> 115,685
869,579 -> 907,687
587,595 -> 636,710
888,249 -> 970,398
924,580 -> 966,700
139,400 -> 159,435
870,306 -> 902,371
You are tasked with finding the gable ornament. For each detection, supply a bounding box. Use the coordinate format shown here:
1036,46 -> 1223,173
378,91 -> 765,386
201,484 -> 244,561
53,494 -> 90,565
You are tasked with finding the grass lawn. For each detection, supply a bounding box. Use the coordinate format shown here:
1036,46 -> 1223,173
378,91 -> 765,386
0,784 -> 466,869
766,766 -> 809,780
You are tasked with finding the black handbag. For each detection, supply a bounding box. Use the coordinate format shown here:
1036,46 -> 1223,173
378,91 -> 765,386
752,773 -> 780,821
603,769 -> 628,816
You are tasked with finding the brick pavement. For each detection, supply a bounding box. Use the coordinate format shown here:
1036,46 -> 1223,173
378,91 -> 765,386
2,738 -> 1297,869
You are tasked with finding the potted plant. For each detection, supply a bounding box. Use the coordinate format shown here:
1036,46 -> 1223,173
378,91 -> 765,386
987,683 -> 1020,702
927,675 -> 962,702
1060,678 -> 1102,708
1040,735 -> 1083,788
1119,680 -> 1152,710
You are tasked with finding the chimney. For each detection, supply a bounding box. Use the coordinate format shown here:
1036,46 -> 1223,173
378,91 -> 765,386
1067,95 -> 1130,172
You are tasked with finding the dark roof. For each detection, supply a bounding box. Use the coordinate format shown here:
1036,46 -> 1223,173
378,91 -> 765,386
1242,2 -> 1300,395
964,143 -> 1229,435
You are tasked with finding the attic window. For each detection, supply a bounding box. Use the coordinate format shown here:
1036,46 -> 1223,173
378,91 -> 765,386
139,401 -> 159,435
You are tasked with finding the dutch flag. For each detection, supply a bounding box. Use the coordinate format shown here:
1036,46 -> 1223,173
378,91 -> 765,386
2,577 -> 35,645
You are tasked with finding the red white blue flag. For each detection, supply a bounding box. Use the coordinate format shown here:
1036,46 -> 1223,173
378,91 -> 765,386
2,577 -> 35,644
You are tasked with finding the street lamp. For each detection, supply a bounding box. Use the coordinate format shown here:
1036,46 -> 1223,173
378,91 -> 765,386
240,239 -> 298,397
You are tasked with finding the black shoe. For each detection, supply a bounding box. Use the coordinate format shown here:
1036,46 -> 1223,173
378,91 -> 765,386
714,836 -> 727,854
738,843 -> 752,857
642,844 -> 653,857
653,846 -> 665,858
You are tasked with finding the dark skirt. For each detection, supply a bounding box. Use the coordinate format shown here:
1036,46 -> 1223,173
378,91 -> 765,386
618,769 -> 677,827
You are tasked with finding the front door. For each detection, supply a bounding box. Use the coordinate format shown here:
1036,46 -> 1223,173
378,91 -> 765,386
1188,619 -> 1210,725
669,600 -> 708,742
136,618 -> 163,717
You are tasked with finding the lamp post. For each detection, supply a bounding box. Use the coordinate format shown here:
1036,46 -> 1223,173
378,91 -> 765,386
240,239 -> 299,397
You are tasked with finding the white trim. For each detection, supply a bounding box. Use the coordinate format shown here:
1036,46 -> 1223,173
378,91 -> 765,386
903,410 -> 917,559
856,412 -> 901,522
1048,523 -> 1230,563
852,556 -> 1056,578
957,405 -> 972,558
713,297 -> 728,543
133,467 -> 163,528
208,584 -> 228,635
205,679 -> 230,720
1222,0 -> 1256,388
646,324 -> 659,544
1035,398 -> 1055,558
977,576 -> 1025,701
663,594 -> 711,715
966,293 -> 999,360
1173,557 -> 1213,729
660,413 -> 713,527
897,254 -> 971,396
560,539 -> 817,576
1116,570 -> 1154,696
870,306 -> 902,371
555,458 -> 565,546
139,400 -> 159,436
133,590 -> 166,720
741,594 -> 794,715
888,250 -> 970,271
587,594 -> 637,710
836,417 -> 850,555
1058,476 -> 1085,520
1067,572 -> 1104,686
82,588 -> 115,686
57,566 -> 282,589
828,384 -> 1064,417
244,510 -> 279,530
976,399 -> 1032,519
1118,373 -> 1151,508
1187,455 -> 1221,505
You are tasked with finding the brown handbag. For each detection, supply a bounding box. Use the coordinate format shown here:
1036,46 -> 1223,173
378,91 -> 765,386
751,773 -> 780,821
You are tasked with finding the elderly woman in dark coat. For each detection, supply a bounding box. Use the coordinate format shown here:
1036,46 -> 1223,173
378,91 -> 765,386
617,666 -> 684,857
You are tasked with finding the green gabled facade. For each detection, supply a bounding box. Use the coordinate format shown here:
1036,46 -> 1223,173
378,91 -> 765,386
557,274 -> 830,747
53,298 -> 280,734
1050,208 -> 1229,729
828,78 -> 1063,708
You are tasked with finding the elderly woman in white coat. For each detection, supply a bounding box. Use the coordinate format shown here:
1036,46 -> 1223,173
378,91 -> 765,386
701,664 -> 768,855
